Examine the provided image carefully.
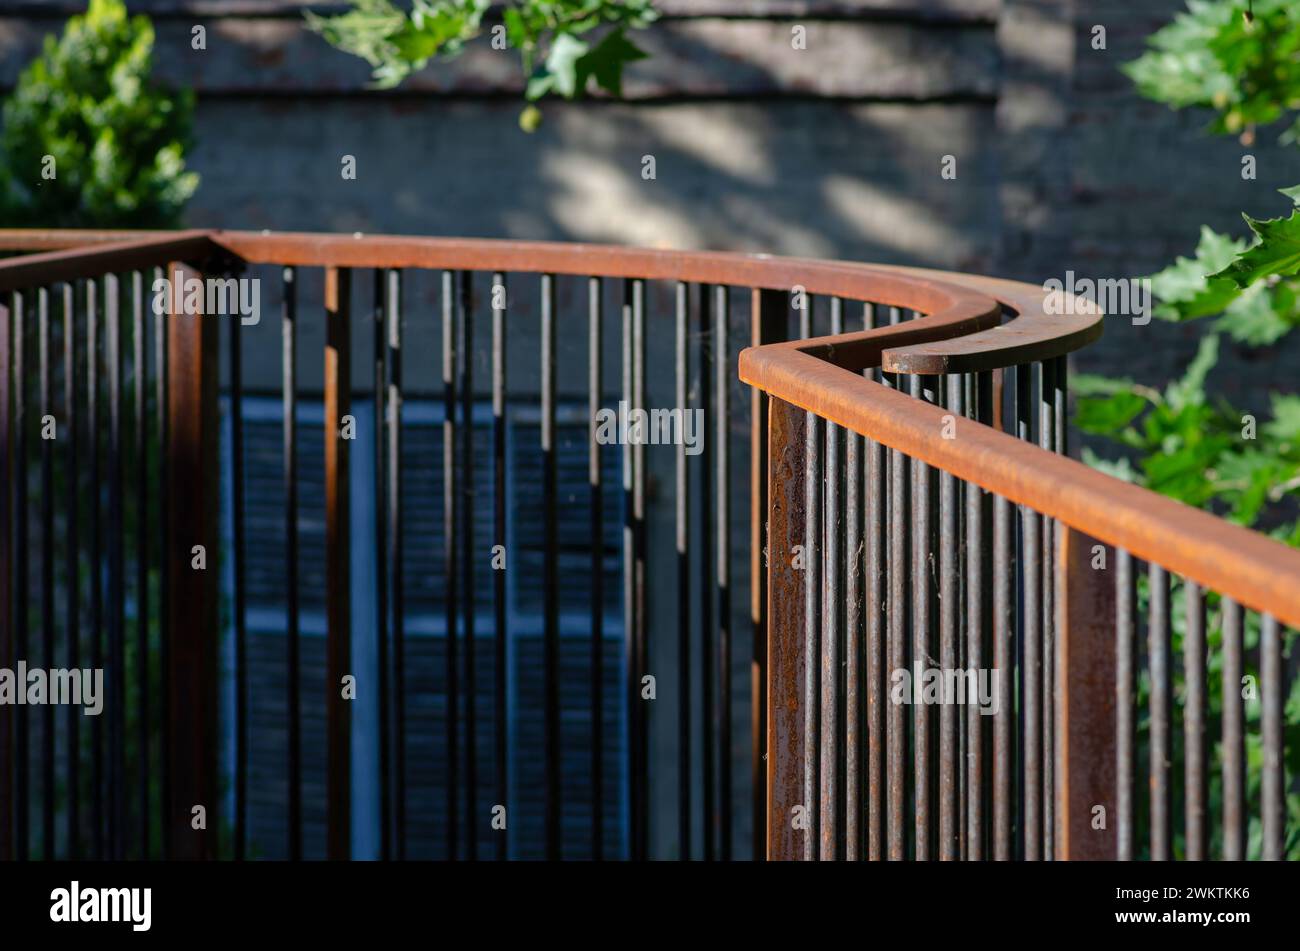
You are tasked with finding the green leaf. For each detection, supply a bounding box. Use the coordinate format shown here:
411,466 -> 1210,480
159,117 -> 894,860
1070,373 -> 1141,398
1264,394 -> 1300,444
1212,210 -> 1300,288
1214,282 -> 1296,345
541,31 -> 589,98
1164,332 -> 1220,411
576,27 -> 647,97
1075,391 -> 1149,434
1149,225 -> 1248,321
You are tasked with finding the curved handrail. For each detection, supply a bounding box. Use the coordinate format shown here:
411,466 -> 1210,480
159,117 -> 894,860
740,329 -> 1300,629
0,227 -> 1105,375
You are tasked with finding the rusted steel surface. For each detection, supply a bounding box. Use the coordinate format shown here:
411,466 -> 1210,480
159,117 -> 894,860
880,271 -> 1102,375
1148,565 -> 1171,861
766,398 -> 808,861
0,301 -> 11,862
740,348 -> 1300,629
991,494 -> 1012,860
0,232 -> 219,293
1115,549 -> 1137,861
1183,582 -> 1207,861
1055,527 -> 1117,860
751,288 -> 786,859
324,266 -> 352,861
164,262 -> 219,860
1261,615 -> 1284,861
1221,599 -> 1245,860
804,414 -> 821,860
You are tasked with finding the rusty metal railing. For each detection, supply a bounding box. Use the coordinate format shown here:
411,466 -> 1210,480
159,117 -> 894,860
741,272 -> 1299,862
1,229 -> 1291,861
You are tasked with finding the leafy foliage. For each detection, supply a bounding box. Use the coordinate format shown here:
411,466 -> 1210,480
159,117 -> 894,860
1083,0 -> 1300,859
0,0 -> 198,228
307,0 -> 657,127
1077,335 -> 1300,525
1142,192 -> 1300,347
1125,0 -> 1300,146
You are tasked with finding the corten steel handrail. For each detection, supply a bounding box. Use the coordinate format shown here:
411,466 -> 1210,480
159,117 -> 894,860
0,229 -> 1128,863
739,324 -> 1300,628
742,276 -> 1297,864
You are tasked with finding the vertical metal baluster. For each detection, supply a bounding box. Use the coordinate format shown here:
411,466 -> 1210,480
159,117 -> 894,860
939,375 -> 960,861
490,272 -> 507,862
131,272 -> 152,859
323,266 -> 354,861
821,407 -> 840,861
804,412 -> 821,861
1260,614 -> 1283,861
0,297 -> 11,864
372,270 -> 389,862
834,297 -> 859,863
675,281 -> 691,859
1115,548 -> 1136,861
586,276 -> 602,861
845,382 -> 863,860
39,287 -> 54,861
63,283 -> 80,859
886,425 -> 906,859
228,273 -> 244,862
86,283 -> 101,861
1220,598 -> 1244,860
622,280 -> 636,860
1183,581 -> 1206,860
12,291 -> 28,862
1148,564 -> 1171,860
992,492 -> 1012,860
154,267 -> 170,860
152,265 -> 170,852
458,271 -> 478,860
388,268 -> 405,860
714,284 -> 732,861
749,291 -> 781,861
541,273 -> 560,861
866,339 -> 886,861
282,267 -> 301,861
441,270 -> 460,860
911,375 -> 932,861
968,371 -> 993,861
883,320 -> 904,862
632,279 -> 648,860
1036,361 -> 1054,861
107,274 -> 125,861
698,283 -> 714,863
1053,356 -> 1068,457
1017,363 -> 1040,860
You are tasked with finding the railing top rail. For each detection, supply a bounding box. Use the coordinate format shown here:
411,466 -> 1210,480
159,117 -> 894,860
0,230 -> 219,294
0,227 -> 993,313
0,228 -> 1106,371
740,342 -> 1300,628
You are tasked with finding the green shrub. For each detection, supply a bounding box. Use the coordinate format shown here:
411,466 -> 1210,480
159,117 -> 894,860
0,0 -> 198,228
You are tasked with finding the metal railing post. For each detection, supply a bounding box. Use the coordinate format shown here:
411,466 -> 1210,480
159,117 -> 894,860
164,261 -> 220,860
766,396 -> 809,861
1055,525 -> 1117,860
